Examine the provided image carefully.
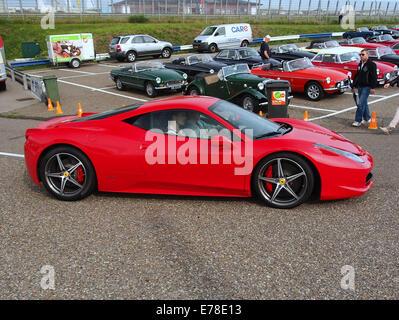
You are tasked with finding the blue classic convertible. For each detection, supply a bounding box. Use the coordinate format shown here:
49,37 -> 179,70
343,27 -> 381,40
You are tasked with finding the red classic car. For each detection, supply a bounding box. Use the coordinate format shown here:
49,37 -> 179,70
311,47 -> 398,85
251,58 -> 351,101
339,37 -> 386,50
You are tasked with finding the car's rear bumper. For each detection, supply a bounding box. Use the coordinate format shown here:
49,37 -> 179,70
109,51 -> 126,59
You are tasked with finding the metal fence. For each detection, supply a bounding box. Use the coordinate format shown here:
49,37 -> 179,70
0,0 -> 398,19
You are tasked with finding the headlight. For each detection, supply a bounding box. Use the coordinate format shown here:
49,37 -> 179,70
347,72 -> 352,78
326,77 -> 331,84
386,72 -> 391,79
156,77 -> 161,84
314,143 -> 364,163
209,69 -> 215,74
394,65 -> 398,70
257,82 -> 264,90
182,73 -> 188,80
377,68 -> 380,75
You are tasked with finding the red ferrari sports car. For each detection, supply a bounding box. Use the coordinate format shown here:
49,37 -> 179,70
251,58 -> 351,101
24,96 -> 374,209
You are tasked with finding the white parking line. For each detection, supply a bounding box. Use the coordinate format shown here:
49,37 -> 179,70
289,104 -> 338,113
57,79 -> 148,102
0,152 -> 24,158
59,69 -> 96,75
343,92 -> 385,98
310,91 -> 399,121
92,86 -> 116,91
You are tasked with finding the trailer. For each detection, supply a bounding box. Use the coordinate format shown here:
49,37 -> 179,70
46,33 -> 95,68
0,36 -> 6,91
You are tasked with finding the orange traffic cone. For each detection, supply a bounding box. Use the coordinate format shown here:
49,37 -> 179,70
47,98 -> 54,111
77,103 -> 83,117
56,101 -> 63,114
304,110 -> 309,121
259,110 -> 263,117
368,111 -> 378,129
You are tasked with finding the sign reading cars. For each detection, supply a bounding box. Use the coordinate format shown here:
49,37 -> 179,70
271,91 -> 286,105
231,26 -> 249,33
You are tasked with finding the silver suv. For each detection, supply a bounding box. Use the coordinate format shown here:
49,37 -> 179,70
109,34 -> 173,62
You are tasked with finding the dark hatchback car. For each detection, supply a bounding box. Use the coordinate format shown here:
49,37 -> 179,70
164,54 -> 227,81
213,47 -> 281,69
271,43 -> 316,61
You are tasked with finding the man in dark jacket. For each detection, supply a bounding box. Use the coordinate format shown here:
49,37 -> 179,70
352,49 -> 377,127
260,35 -> 271,63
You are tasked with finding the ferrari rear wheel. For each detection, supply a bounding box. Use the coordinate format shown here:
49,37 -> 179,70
305,81 -> 324,101
145,82 -> 157,97
253,153 -> 314,209
241,95 -> 259,113
39,146 -> 96,201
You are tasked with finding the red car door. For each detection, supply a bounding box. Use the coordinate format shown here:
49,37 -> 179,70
126,108 -> 248,196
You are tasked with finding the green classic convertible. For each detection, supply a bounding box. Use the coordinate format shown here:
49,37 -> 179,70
110,61 -> 188,97
184,64 -> 292,113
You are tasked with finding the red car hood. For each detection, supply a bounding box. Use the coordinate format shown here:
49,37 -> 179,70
294,66 -> 349,79
343,43 -> 385,49
273,118 -> 366,155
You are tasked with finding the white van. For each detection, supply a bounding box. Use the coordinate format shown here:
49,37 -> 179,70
193,23 -> 252,53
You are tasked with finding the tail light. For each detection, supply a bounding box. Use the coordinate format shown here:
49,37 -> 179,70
116,45 -> 121,52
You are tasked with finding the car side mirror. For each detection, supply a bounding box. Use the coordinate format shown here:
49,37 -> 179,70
211,135 -> 232,150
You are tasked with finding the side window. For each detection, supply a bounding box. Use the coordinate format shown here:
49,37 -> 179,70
217,50 -> 229,59
132,36 -> 144,44
216,27 -> 226,36
143,36 -> 156,43
120,37 -> 130,44
124,109 -> 230,139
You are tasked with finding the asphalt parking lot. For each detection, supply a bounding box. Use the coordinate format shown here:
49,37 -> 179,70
0,54 -> 398,299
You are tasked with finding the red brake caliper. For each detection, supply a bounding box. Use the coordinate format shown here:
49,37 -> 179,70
265,166 -> 273,194
76,166 -> 85,184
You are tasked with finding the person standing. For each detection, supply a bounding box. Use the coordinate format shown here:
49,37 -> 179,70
380,76 -> 399,134
260,35 -> 271,63
352,49 -> 377,127
338,6 -> 344,24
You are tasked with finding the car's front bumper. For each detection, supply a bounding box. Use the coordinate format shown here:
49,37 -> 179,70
192,42 -> 209,51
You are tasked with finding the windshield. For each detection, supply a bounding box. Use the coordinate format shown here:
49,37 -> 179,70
358,27 -> 369,32
378,26 -> 388,30
72,104 -> 141,122
200,26 -> 217,36
352,37 -> 366,44
340,52 -> 360,63
325,40 -> 340,48
187,54 -> 213,65
210,100 -> 282,139
279,44 -> 299,52
222,64 -> 250,77
381,34 -> 394,41
134,61 -> 164,72
377,46 -> 395,56
0,53 -> 3,64
286,58 -> 313,71
238,48 -> 259,58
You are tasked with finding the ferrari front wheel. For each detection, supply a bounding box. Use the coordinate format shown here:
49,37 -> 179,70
39,146 -> 96,201
305,81 -> 324,101
252,153 -> 314,209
